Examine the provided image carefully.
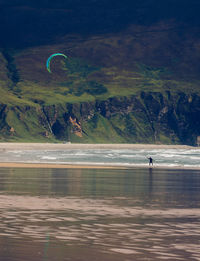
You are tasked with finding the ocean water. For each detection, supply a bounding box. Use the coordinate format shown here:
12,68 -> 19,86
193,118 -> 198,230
0,167 -> 200,261
0,148 -> 200,168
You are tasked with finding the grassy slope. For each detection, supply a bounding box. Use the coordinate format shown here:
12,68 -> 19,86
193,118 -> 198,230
3,23 -> 200,105
0,23 -> 200,142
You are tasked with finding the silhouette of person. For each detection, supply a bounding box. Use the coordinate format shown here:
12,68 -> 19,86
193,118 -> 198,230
148,157 -> 153,166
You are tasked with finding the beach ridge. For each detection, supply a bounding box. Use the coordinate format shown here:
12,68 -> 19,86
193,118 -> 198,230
0,143 -> 197,151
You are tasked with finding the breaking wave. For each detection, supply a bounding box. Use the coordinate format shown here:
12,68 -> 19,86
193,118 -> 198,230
0,148 -> 200,169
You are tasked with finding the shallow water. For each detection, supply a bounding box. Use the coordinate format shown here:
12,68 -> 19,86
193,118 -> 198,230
1,148 -> 200,168
0,167 -> 200,260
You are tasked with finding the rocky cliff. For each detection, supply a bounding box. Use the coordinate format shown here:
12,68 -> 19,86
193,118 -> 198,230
0,1 -> 200,144
1,91 -> 199,145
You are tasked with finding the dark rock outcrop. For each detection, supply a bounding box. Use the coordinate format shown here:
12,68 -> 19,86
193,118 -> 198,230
1,91 -> 199,145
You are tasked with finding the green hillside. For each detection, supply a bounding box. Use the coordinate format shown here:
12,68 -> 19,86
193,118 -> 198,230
0,22 -> 200,144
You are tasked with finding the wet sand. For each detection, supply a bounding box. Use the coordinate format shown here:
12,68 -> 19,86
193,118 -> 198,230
0,167 -> 200,261
0,162 -> 199,170
0,162 -> 125,169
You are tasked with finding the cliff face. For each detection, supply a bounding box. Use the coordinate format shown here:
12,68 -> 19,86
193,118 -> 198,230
1,91 -> 199,145
1,2 -> 200,144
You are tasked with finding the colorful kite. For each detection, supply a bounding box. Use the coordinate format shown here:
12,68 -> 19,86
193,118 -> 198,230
46,53 -> 67,73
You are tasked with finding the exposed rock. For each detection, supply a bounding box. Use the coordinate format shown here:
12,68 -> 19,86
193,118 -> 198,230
0,91 -> 199,145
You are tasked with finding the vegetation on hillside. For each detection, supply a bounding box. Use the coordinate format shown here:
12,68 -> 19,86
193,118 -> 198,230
0,23 -> 200,144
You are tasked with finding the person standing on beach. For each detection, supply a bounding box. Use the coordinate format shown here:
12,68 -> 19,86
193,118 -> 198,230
148,157 -> 153,166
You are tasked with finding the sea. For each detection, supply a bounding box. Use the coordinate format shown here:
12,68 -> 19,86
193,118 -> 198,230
0,148 -> 200,261
0,147 -> 200,168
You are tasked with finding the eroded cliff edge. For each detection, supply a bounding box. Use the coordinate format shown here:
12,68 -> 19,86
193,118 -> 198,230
1,91 -> 199,145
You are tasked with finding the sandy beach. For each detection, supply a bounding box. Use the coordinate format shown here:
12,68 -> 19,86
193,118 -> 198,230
0,162 -> 126,169
0,162 -> 199,170
0,142 -> 197,151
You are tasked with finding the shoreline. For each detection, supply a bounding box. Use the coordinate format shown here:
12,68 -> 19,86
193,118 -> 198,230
0,162 -> 199,171
0,162 -> 124,169
0,143 -> 199,170
0,142 -> 198,151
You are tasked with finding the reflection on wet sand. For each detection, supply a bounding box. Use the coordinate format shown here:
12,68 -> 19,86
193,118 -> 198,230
0,167 -> 200,260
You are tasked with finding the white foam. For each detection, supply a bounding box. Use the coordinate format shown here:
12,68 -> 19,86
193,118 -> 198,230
158,154 -> 179,158
1,148 -> 200,169
41,156 -> 57,160
189,157 -> 200,160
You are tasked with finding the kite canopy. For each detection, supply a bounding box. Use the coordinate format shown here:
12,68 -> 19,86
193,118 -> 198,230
46,53 -> 67,73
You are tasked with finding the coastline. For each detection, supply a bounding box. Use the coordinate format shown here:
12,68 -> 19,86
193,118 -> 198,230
0,143 -> 199,170
0,142 -> 197,151
0,162 -> 125,169
0,162 -> 199,171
